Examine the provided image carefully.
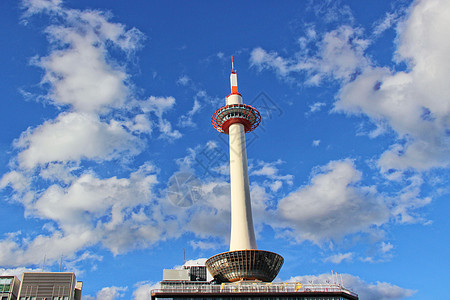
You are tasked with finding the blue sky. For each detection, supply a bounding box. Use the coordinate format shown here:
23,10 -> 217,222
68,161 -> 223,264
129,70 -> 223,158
0,0 -> 449,299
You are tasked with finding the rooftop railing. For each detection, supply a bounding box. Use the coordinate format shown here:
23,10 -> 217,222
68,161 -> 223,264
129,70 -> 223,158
152,281 -> 357,298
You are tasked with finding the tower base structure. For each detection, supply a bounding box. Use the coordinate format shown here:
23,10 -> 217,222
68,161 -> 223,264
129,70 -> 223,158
206,250 -> 284,283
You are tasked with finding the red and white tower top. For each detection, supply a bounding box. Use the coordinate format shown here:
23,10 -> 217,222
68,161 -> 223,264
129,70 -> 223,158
211,58 -> 261,134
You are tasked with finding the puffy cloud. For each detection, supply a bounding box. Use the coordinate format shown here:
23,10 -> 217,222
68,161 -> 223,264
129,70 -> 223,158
251,0 -> 450,173
94,286 -> 127,300
308,1 -> 354,25
287,273 -> 416,300
137,96 -> 181,139
334,0 -> 450,172
0,171 -> 31,193
336,62 -> 450,172
189,240 -> 217,250
380,241 -> 394,254
178,90 -> 220,128
323,252 -> 354,264
275,159 -> 389,244
250,26 -> 370,85
250,47 -> 293,78
133,281 -> 159,300
177,75 -> 190,86
0,163 -> 161,266
387,174 -> 431,224
178,97 -> 201,128
0,0 -> 185,268
308,102 -> 326,114
26,3 -> 144,113
0,229 -> 97,267
250,160 -> 294,192
373,11 -> 400,36
21,0 -> 62,17
14,112 -> 142,169
308,26 -> 369,84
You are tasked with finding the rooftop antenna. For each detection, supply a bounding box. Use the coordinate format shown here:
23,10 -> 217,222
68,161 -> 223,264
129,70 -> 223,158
59,255 -> 63,272
231,56 -> 235,72
183,248 -> 186,265
42,255 -> 46,272
340,273 -> 344,287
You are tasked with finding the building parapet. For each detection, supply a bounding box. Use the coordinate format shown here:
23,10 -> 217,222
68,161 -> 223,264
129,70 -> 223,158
153,281 -> 358,298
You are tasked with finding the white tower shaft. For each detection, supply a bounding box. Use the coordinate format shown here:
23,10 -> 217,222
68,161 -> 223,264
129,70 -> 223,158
226,74 -> 257,251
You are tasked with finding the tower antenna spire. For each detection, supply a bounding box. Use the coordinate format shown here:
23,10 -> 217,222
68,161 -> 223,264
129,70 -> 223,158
229,56 -> 238,94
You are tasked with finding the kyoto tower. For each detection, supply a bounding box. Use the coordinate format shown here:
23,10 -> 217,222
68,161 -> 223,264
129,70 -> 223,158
206,58 -> 284,282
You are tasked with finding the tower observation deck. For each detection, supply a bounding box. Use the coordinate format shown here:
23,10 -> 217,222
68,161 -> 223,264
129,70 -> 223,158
206,58 -> 283,283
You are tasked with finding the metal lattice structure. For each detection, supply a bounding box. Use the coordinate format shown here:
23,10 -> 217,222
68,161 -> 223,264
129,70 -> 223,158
211,104 -> 261,134
205,250 -> 284,283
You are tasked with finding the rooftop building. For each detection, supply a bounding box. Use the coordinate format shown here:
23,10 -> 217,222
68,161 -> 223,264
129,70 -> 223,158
17,272 -> 82,300
0,276 -> 20,300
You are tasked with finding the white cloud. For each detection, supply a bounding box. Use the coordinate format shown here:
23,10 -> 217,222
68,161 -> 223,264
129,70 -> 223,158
189,240 -> 217,250
335,0 -> 450,172
308,1 -> 354,25
14,112 -> 142,169
21,0 -> 62,18
177,75 -> 190,86
251,0 -> 450,174
137,96 -> 181,139
275,159 -> 389,244
308,102 -> 326,113
0,171 -> 31,193
287,273 -> 415,300
324,252 -> 354,264
250,26 -> 370,85
380,241 -> 394,253
179,90 -> 218,128
0,163 -> 161,266
94,286 -> 127,300
26,5 -> 144,113
178,98 -> 201,127
250,47 -> 293,78
251,160 -> 294,185
309,26 -> 369,84
312,140 -> 321,147
373,11 -> 400,36
269,180 -> 282,192
133,281 -> 159,300
387,174 -> 431,224
1,0 -> 177,276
